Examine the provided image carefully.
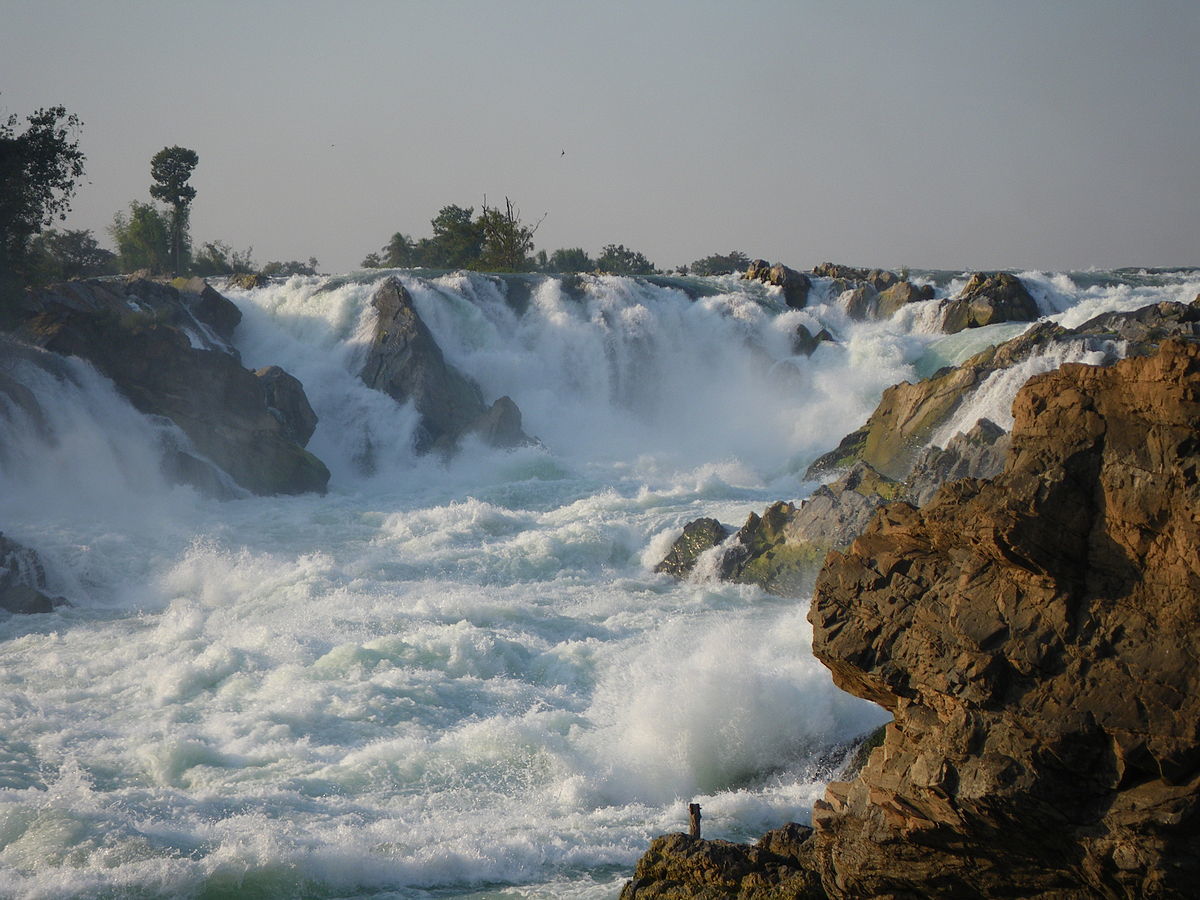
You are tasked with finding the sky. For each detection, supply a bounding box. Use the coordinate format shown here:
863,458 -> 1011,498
2,0 -> 1197,273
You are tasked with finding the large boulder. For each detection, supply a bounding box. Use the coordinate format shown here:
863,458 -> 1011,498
11,278 -> 329,496
359,277 -> 533,454
654,517 -> 731,579
744,260 -> 811,309
939,271 -> 1039,333
626,339 -> 1200,898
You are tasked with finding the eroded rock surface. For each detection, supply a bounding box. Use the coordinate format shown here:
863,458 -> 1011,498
630,339 -> 1200,898
939,270 -> 1040,333
0,533 -> 66,614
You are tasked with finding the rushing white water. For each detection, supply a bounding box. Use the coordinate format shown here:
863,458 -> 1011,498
0,267 -> 1195,898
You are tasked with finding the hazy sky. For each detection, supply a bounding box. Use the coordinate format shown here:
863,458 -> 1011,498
3,0 -> 1197,273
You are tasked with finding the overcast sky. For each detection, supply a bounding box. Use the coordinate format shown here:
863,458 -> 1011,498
3,0 -> 1197,273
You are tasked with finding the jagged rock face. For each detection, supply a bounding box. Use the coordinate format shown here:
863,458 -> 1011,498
12,278 -> 329,496
939,271 -> 1039,333
255,365 -> 318,447
803,339 -> 1200,898
905,416 -> 1010,506
744,260 -> 811,309
811,263 -> 899,294
359,277 -> 533,454
875,280 -> 935,318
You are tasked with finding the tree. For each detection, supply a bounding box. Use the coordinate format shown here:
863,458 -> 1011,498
27,228 -> 116,281
595,243 -> 656,276
690,250 -> 751,276
425,204 -> 483,268
149,146 -> 198,275
0,104 -> 86,288
109,201 -> 171,274
192,240 -> 255,276
261,257 -> 319,277
543,247 -> 594,273
477,197 -> 541,272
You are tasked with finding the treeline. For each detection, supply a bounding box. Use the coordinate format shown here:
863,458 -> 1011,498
3,100 -> 758,296
361,206 -> 754,277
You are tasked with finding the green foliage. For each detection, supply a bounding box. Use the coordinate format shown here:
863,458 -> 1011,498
690,250 -> 750,276
595,243 -> 656,276
477,197 -> 540,272
0,103 -> 86,290
149,146 -> 198,275
27,228 -> 117,282
109,201 -> 172,274
261,257 -> 319,277
543,247 -> 594,273
423,204 -> 483,268
192,240 -> 255,276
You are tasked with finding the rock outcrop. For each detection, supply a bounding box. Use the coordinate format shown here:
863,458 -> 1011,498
255,365 -> 318,447
805,294 -> 1200,481
744,260 -> 811,309
627,339 -> 1200,898
8,278 -> 329,496
939,270 -> 1040,333
810,263 -> 933,320
359,277 -> 533,454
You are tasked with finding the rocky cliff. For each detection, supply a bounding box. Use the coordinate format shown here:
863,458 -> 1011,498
626,338 -> 1200,898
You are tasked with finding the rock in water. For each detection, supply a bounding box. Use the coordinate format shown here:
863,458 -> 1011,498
359,277 -> 533,454
13,278 -> 329,496
939,270 -> 1039,333
744,260 -> 812,309
255,365 -> 318,447
653,517 -> 730,578
0,533 -> 66,614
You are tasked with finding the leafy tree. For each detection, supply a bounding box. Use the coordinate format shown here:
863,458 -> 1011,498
477,197 -> 541,272
109,201 -> 171,274
690,250 -> 750,276
595,243 -> 656,276
149,146 -> 198,275
27,228 -> 116,281
0,104 -> 86,289
543,247 -> 594,273
424,204 -> 483,268
361,251 -> 384,268
192,239 -> 255,276
261,257 -> 319,277
382,232 -> 419,267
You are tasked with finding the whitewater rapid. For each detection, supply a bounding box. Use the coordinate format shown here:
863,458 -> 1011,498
1,267 -> 1196,898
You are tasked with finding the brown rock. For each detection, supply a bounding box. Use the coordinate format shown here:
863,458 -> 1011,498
801,339 -> 1200,897
744,260 -> 811,309
939,271 -> 1039,333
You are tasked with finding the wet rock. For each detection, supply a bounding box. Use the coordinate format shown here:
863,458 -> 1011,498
744,260 -> 812,309
10,278 -> 329,496
654,517 -> 731,578
840,284 -> 878,320
812,262 -> 899,294
875,280 -> 935,318
790,324 -> 835,357
255,365 -> 318,447
939,271 -> 1039,333
0,533 -> 66,614
359,277 -> 533,454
